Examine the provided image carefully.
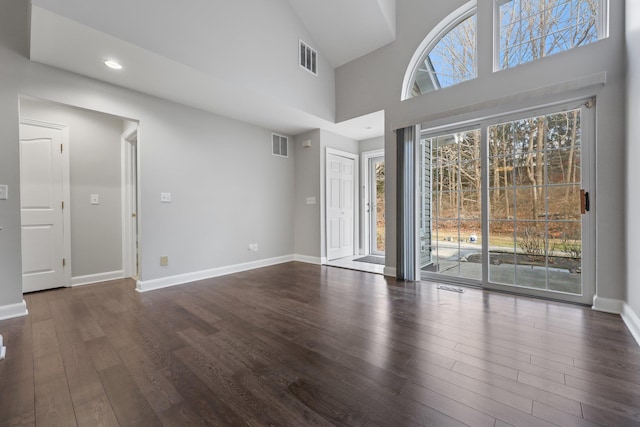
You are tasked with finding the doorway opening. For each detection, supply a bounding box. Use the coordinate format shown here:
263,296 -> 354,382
355,149 -> 386,272
122,124 -> 139,280
18,97 -> 140,292
325,147 -> 387,275
366,152 -> 385,256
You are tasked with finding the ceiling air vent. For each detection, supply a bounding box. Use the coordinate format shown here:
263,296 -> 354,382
272,133 -> 288,158
299,40 -> 317,75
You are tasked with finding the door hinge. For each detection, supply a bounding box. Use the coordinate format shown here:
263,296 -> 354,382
61,201 -> 64,210
60,143 -> 63,153
580,189 -> 590,214
62,258 -> 66,268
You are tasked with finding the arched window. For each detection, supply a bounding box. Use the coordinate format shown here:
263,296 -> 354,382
402,2 -> 477,100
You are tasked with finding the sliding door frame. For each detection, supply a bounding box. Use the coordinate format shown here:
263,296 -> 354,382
418,97 -> 596,304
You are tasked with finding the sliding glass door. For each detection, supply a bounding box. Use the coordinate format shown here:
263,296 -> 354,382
420,129 -> 482,281
488,110 -> 584,294
419,102 -> 593,303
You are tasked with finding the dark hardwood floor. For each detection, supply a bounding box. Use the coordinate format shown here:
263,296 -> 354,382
1,262 -> 639,426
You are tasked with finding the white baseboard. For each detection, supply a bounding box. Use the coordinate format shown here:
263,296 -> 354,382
71,270 -> 124,287
622,303 -> 640,347
592,295 -> 624,314
293,254 -> 323,265
136,255 -> 294,292
320,257 -> 328,265
0,300 -> 28,321
383,266 -> 396,277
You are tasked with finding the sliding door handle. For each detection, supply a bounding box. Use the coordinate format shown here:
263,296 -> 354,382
580,189 -> 590,214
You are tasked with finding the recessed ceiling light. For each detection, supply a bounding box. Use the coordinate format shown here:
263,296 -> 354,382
104,60 -> 123,70
364,126 -> 373,130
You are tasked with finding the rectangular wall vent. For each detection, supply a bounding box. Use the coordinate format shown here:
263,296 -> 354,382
272,133 -> 288,158
299,40 -> 317,75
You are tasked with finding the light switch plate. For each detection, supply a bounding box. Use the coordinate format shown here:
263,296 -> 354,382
0,185 -> 7,200
161,193 -> 172,203
90,194 -> 99,205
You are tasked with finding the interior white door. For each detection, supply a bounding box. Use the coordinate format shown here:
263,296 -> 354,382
122,127 -> 139,279
327,153 -> 354,260
19,122 -> 70,292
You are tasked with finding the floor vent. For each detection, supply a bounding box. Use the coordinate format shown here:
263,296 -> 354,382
272,133 -> 288,158
299,40 -> 317,75
437,285 -> 465,293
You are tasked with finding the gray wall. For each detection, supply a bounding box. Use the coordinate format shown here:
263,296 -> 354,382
335,1 -> 627,301
0,0 -> 294,309
627,1 -> 640,315
293,130 -> 321,259
20,98 -> 124,278
359,136 -> 384,155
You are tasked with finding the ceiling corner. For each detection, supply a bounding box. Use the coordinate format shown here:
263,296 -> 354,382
287,0 -> 396,68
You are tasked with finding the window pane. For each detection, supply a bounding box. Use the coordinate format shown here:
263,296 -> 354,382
411,14 -> 477,97
490,188 -> 515,220
514,221 -> 548,289
548,184 -> 581,219
498,0 -> 604,69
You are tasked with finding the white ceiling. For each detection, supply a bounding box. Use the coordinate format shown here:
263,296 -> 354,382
28,1 -> 394,140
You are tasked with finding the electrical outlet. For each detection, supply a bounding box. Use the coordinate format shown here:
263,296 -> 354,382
160,193 -> 172,203
253,243 -> 258,251
160,256 -> 169,266
0,185 -> 7,200
90,194 -> 100,205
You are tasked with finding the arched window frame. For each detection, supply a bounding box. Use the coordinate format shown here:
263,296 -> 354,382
401,1 -> 477,101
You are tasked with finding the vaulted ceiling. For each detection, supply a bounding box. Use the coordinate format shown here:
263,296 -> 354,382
28,0 -> 394,139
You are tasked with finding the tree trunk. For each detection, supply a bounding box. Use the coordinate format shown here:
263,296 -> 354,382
564,110 -> 578,204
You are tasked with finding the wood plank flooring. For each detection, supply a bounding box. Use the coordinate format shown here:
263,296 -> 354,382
1,261 -> 639,426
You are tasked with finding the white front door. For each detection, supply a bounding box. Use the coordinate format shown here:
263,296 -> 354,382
327,153 -> 355,260
19,121 -> 70,292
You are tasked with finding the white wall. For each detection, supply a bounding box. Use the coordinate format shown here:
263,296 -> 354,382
335,1 -> 627,304
626,1 -> 640,319
20,98 -> 124,279
0,0 -> 294,312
